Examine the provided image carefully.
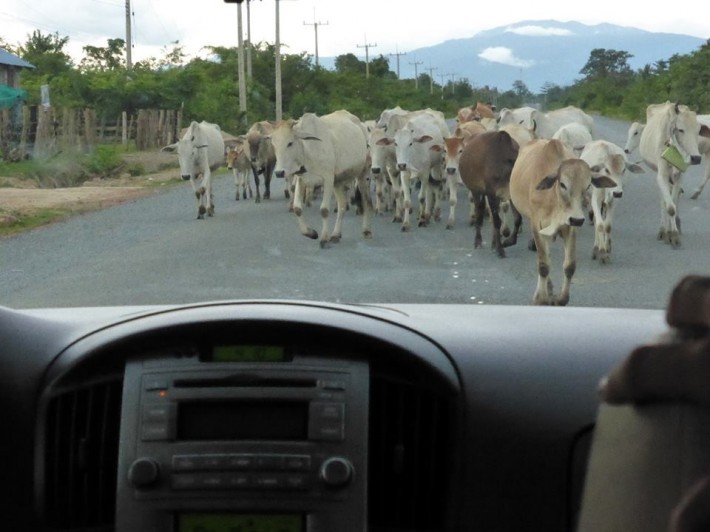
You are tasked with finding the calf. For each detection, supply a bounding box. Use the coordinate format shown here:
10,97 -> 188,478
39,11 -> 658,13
245,120 -> 277,203
510,139 -> 616,305
580,140 -> 644,264
225,138 -> 254,201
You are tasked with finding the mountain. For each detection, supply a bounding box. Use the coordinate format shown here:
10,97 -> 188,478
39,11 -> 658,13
321,20 -> 706,93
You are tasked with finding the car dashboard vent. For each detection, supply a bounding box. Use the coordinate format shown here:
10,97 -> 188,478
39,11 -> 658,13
369,371 -> 454,532
43,377 -> 123,530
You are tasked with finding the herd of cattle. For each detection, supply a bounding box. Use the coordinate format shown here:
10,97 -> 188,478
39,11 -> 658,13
160,101 -> 710,306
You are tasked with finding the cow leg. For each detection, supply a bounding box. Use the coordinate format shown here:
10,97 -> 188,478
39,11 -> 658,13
591,191 -> 604,261
532,231 -> 553,305
251,164 -> 262,204
329,184 -> 347,244
502,201 -> 523,248
472,193 -> 486,249
356,174 -> 373,239
263,164 -> 273,200
446,174 -> 458,229
232,167 -> 241,201
690,160 -> 710,199
418,176 -> 430,227
557,226 -> 577,306
318,180 -> 335,248
486,193 -> 505,258
593,217 -> 607,263
467,190 -> 477,226
656,170 -> 681,247
388,169 -> 403,222
191,177 -> 205,220
292,176 -> 318,240
400,170 -> 413,231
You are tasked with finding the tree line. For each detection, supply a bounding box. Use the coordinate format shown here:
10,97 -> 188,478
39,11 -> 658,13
2,30 -> 709,137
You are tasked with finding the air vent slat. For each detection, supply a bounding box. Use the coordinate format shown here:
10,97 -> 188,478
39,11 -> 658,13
44,378 -> 122,530
369,372 -> 453,532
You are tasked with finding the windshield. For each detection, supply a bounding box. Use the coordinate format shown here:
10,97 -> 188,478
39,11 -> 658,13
1,1 -> 709,309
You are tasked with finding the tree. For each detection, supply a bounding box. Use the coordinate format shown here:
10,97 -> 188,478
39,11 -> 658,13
17,30 -> 73,77
80,39 -> 127,72
580,48 -> 633,82
335,54 -> 365,75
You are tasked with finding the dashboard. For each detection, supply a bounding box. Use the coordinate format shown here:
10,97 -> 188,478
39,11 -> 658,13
0,300 -> 668,531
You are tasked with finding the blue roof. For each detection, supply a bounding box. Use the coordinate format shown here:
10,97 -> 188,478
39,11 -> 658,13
0,47 -> 35,69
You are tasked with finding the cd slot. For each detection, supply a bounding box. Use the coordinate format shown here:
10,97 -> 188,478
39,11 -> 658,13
173,375 -> 318,389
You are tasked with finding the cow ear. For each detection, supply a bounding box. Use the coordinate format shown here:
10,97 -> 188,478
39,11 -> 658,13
375,137 -> 393,146
591,175 -> 618,189
700,124 -> 710,138
536,175 -> 558,190
626,162 -> 645,174
161,143 -> 178,153
415,134 -> 433,143
429,144 -> 443,153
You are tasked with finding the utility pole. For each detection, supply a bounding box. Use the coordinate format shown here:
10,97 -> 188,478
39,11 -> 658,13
246,0 -> 255,79
447,72 -> 458,94
409,59 -> 423,89
125,0 -> 132,71
388,47 -> 407,79
426,65 -> 438,95
275,0 -> 282,121
303,10 -> 328,67
223,0 -> 248,121
356,35 -> 377,79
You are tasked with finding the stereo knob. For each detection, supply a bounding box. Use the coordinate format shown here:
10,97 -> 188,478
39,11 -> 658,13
128,458 -> 160,488
320,457 -> 353,487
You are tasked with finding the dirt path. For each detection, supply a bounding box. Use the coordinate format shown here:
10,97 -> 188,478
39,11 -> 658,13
0,152 -> 180,229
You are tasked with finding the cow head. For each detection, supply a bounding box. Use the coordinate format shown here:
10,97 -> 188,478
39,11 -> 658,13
624,122 -> 645,154
668,104 -> 703,167
536,159 -> 615,235
160,121 -> 206,181
443,137 -> 465,176
270,118 -> 318,178
368,127 -> 396,176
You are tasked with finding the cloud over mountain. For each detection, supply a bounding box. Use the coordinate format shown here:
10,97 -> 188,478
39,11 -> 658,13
478,47 -> 536,68
505,25 -> 574,37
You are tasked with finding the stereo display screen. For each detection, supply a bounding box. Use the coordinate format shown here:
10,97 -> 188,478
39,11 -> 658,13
177,513 -> 303,532
177,401 -> 309,440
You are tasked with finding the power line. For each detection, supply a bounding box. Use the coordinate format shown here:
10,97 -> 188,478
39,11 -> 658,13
303,9 -> 328,67
356,34 -> 377,79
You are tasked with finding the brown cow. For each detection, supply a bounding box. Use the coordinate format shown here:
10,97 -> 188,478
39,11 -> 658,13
509,139 -> 616,306
456,102 -> 496,124
245,120 -> 277,203
458,130 -> 522,257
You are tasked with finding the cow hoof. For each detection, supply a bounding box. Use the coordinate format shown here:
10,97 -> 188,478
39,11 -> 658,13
284,190 -> 290,199
592,246 -> 599,260
527,239 -> 537,251
255,197 -> 261,204
691,190 -> 701,200
329,235 -> 341,244
495,248 -> 506,259
401,224 -> 410,232
669,232 -> 681,248
599,254 -> 610,265
657,228 -> 666,241
446,223 -> 454,230
305,229 -> 318,240
363,230 -> 373,239
264,191 -> 271,200
319,240 -> 331,249
198,206 -> 207,217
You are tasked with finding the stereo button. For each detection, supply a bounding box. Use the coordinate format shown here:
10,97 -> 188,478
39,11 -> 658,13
284,455 -> 311,471
172,455 -> 200,471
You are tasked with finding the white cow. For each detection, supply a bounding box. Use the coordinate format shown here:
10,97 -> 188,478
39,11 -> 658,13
390,113 -> 446,231
531,106 -> 594,140
271,110 -> 372,248
552,122 -> 593,155
368,126 -> 400,217
625,118 -> 710,201
580,140 -> 644,264
639,102 -> 705,247
497,106 -> 537,129
161,120 -> 225,219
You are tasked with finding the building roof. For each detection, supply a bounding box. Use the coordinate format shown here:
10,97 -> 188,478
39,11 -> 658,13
0,47 -> 35,69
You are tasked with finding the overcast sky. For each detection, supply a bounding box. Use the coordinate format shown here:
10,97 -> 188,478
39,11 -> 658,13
1,0 -> 709,65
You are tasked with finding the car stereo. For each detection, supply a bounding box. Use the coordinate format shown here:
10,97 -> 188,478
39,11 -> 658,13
116,349 -> 369,532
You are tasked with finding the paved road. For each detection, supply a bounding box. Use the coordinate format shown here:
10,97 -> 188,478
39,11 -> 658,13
1,115 -> 708,310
